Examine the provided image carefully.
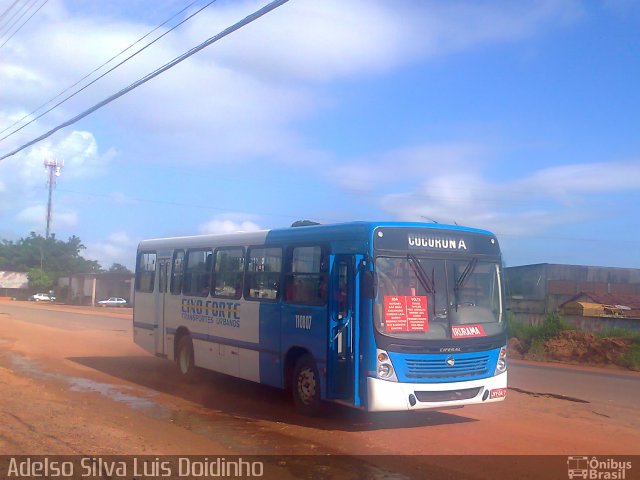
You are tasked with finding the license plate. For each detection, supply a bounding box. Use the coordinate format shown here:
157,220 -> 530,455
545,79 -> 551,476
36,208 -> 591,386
490,388 -> 507,399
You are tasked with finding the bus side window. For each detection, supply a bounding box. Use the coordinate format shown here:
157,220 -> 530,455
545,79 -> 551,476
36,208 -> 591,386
135,251 -> 156,293
246,247 -> 282,301
183,249 -> 212,297
285,246 -> 327,306
213,247 -> 244,299
170,250 -> 184,294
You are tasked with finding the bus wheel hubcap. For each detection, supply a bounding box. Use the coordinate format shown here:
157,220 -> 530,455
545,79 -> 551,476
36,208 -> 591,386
298,368 -> 316,404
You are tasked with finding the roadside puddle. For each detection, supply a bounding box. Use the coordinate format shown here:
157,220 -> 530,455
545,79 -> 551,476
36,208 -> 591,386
7,352 -> 170,418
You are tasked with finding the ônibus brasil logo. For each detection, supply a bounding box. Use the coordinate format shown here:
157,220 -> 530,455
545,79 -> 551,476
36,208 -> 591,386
567,456 -> 632,479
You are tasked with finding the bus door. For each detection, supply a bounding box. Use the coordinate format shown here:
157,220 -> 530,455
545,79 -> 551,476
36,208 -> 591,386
155,257 -> 170,355
327,254 -> 355,399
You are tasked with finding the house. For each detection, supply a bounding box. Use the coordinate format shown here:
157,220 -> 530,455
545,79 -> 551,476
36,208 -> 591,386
560,292 -> 640,319
57,272 -> 134,306
0,271 -> 29,299
506,263 -> 640,331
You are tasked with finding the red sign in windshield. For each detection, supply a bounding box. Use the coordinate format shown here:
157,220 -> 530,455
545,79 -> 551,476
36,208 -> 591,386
451,324 -> 487,338
384,296 -> 428,332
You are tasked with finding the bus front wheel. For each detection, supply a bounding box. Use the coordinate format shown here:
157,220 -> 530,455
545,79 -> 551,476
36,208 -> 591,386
292,354 -> 323,416
176,335 -> 197,383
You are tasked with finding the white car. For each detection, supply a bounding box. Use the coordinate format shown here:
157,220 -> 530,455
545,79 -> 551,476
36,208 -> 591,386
98,297 -> 128,307
30,293 -> 53,302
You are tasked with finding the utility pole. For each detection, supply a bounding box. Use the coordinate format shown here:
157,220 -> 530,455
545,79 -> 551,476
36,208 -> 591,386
43,158 -> 63,239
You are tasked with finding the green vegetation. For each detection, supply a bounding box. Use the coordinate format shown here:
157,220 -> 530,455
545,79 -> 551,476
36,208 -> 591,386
27,267 -> 55,292
595,329 -> 640,370
509,312 -> 640,370
618,344 -> 640,370
507,311 -> 573,344
594,327 -> 640,342
0,232 -> 131,294
0,233 -> 101,275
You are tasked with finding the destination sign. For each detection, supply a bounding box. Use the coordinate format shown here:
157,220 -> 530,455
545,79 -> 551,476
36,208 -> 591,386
374,227 -> 500,256
408,235 -> 468,251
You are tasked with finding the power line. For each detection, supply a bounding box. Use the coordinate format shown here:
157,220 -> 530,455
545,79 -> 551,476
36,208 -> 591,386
0,0 -> 28,35
0,0 -> 290,161
52,187 -> 341,225
0,0 -> 203,137
0,0 -> 48,50
0,0 -> 217,143
0,0 -> 38,42
0,0 -> 21,24
40,186 -> 640,245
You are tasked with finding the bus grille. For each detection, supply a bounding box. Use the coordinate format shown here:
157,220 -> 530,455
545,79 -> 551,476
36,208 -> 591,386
405,355 -> 490,380
414,387 -> 482,403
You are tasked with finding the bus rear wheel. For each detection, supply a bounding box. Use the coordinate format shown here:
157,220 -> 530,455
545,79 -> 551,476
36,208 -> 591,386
292,354 -> 323,416
176,335 -> 197,383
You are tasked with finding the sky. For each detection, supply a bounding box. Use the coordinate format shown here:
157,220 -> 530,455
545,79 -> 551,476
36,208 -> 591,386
0,0 -> 639,270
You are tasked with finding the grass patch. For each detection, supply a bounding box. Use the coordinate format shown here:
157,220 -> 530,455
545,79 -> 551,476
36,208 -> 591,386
508,312 -> 573,343
597,329 -> 640,370
618,344 -> 640,370
595,328 -> 640,342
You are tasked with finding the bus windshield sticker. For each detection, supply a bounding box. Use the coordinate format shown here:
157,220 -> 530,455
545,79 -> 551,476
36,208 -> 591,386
384,295 -> 429,332
451,324 -> 486,338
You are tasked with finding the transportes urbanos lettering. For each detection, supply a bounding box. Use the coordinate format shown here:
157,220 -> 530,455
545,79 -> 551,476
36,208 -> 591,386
181,298 -> 241,327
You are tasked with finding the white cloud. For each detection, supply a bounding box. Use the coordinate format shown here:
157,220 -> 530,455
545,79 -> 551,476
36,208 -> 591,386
0,129 -> 113,218
0,0 -> 582,168
84,231 -> 136,269
377,154 -> 640,235
198,213 -> 262,234
516,161 -> 640,202
333,143 -> 489,192
192,0 -> 582,83
15,204 -> 78,232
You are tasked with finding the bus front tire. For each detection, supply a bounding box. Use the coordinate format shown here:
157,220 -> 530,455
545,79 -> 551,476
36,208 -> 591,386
176,335 -> 197,383
292,354 -> 323,416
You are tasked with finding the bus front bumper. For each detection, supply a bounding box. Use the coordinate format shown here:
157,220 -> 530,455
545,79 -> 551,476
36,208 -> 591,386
366,372 -> 508,412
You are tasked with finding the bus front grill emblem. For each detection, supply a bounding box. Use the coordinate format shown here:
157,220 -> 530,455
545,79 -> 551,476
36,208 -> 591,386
446,356 -> 455,367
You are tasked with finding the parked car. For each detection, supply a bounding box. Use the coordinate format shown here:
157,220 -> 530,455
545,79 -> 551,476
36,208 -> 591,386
30,293 -> 54,302
98,297 -> 127,307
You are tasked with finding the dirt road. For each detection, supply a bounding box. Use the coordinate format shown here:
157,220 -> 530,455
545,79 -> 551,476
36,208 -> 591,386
0,302 -> 638,479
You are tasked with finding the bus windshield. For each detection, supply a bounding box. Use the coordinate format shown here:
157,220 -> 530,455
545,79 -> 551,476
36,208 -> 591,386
374,256 -> 504,341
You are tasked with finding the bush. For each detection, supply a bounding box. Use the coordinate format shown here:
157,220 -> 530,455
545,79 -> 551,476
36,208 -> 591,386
618,344 -> 640,371
539,312 -> 573,340
508,312 -> 572,343
596,328 -> 640,342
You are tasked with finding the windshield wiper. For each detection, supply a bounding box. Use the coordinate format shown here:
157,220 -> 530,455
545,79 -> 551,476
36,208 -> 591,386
453,258 -> 478,311
407,254 -> 434,294
455,258 -> 478,291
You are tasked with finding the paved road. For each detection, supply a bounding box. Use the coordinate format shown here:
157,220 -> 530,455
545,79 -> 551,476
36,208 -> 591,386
509,361 -> 640,410
0,301 -> 130,331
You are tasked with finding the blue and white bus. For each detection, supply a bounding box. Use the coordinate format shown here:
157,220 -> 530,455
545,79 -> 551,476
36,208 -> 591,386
133,222 -> 507,415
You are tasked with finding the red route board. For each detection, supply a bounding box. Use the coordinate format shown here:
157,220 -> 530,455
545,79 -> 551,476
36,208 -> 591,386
384,295 -> 428,332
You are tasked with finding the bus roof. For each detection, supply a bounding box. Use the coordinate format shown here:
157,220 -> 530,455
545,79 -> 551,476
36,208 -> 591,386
137,221 -> 497,251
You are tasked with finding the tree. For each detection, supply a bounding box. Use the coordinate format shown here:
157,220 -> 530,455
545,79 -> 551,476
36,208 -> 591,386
0,233 -> 102,275
108,263 -> 132,274
27,267 -> 54,292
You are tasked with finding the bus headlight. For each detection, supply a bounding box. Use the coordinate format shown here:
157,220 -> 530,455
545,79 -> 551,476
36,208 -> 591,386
376,350 -> 398,381
494,346 -> 507,375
